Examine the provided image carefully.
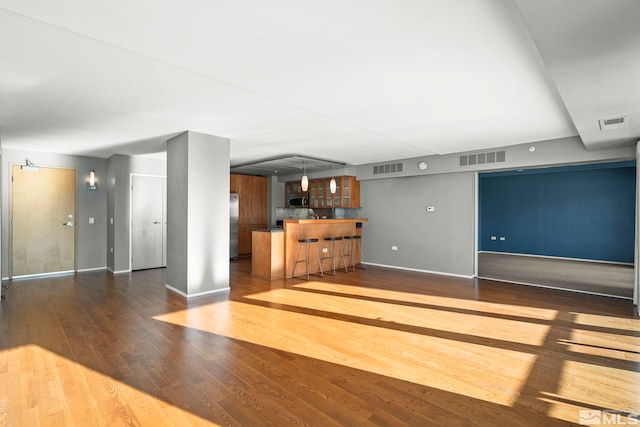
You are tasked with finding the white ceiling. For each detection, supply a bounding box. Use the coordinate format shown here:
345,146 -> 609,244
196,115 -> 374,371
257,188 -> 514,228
0,1 -> 636,167
515,0 -> 640,152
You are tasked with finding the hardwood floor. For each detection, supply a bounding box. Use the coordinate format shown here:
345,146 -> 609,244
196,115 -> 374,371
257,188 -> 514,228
478,252 -> 634,298
0,259 -> 638,426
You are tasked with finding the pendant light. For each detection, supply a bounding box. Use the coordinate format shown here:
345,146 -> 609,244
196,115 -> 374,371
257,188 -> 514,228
301,161 -> 309,192
329,167 -> 336,194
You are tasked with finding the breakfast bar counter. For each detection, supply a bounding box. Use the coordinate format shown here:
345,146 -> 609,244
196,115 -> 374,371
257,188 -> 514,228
251,218 -> 368,279
283,218 -> 368,279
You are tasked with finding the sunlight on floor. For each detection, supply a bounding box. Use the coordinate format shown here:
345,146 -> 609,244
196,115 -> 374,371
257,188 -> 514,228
0,344 -> 217,426
155,288 -> 540,407
245,286 -> 551,346
571,312 -> 640,332
558,329 -> 640,362
293,281 -> 559,320
540,360 -> 640,425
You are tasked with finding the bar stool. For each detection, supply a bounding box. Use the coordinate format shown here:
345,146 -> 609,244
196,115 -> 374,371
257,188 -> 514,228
343,235 -> 365,271
292,238 -> 324,280
321,237 -> 348,274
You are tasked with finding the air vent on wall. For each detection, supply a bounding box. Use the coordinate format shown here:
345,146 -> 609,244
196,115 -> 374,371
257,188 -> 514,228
373,162 -> 404,175
599,116 -> 627,131
459,150 -> 505,167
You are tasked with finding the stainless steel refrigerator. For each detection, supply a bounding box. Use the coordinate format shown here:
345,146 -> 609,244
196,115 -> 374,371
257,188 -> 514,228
230,193 -> 239,259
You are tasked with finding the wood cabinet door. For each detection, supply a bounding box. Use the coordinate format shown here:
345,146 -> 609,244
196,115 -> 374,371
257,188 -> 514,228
231,174 -> 269,255
250,176 -> 268,226
350,177 -> 360,207
332,177 -> 342,207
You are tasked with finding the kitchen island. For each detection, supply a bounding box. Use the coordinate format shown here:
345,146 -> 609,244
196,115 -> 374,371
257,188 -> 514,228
251,229 -> 285,280
252,218 -> 368,279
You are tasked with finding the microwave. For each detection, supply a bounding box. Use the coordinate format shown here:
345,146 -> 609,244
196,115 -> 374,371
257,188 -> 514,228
289,197 -> 308,206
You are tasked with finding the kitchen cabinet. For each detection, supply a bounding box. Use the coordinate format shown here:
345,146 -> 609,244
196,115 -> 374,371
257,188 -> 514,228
231,174 -> 268,255
285,181 -> 307,206
286,176 -> 360,208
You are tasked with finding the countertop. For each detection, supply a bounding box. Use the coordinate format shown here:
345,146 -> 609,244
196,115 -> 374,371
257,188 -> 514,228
283,218 -> 368,224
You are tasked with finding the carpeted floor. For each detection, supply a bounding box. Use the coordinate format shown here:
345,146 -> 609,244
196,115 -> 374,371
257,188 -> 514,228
478,252 -> 634,299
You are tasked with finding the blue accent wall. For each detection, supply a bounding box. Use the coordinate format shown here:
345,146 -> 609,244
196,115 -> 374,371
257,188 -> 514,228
479,162 -> 636,263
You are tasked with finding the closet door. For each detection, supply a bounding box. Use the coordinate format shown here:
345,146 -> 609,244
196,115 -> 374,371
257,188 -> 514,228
131,175 -> 165,270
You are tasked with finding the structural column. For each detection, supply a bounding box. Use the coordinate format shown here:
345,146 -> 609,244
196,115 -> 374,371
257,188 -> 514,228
166,131 -> 230,297
635,141 -> 640,308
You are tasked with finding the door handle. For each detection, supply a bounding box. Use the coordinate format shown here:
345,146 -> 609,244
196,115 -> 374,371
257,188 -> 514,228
153,221 -> 161,224
63,221 -> 74,226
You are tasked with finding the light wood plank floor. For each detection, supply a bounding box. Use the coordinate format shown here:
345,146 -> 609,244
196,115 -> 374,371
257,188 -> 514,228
0,258 -> 638,426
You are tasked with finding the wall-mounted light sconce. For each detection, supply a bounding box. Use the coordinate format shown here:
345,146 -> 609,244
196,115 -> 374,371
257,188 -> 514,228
301,161 -> 309,192
87,170 -> 97,190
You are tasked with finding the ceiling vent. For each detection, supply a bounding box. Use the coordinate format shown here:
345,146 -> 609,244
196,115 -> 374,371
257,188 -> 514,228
459,150 -> 506,167
598,116 -> 627,131
373,162 -> 403,175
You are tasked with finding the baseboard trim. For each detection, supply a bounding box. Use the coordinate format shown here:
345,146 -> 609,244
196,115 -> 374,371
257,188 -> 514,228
165,284 -> 231,299
479,251 -> 634,266
363,262 -> 474,279
477,275 -> 633,300
12,270 -> 75,280
108,268 -> 131,274
76,267 -> 107,273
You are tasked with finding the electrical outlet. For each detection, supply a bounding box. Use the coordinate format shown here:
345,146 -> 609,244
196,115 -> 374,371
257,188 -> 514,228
427,206 -> 435,212
391,245 -> 398,251
89,217 -> 95,224
491,236 -> 497,241
322,247 -> 328,253
500,236 -> 506,241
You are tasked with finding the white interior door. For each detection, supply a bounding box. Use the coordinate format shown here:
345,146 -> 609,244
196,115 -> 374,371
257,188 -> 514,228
131,175 -> 165,270
162,177 -> 167,267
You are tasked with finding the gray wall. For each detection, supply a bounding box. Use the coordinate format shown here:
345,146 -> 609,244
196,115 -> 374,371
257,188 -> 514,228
106,154 -> 166,273
166,139 -> 188,293
361,172 -> 476,277
2,149 -> 108,277
0,146 -> 2,296
269,176 -> 285,227
355,136 -> 636,278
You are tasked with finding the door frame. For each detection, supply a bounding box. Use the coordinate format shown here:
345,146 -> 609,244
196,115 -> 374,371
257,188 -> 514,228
9,163 -> 78,279
129,173 -> 167,271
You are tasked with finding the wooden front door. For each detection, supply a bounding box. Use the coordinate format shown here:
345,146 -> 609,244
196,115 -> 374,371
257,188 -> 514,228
11,165 -> 76,277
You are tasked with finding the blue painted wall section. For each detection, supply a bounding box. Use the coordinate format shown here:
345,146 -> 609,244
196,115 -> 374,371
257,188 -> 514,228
479,162 -> 636,263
